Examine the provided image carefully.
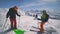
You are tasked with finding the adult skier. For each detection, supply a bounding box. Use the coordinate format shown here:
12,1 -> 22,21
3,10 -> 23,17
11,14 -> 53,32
40,10 -> 49,32
6,6 -> 20,30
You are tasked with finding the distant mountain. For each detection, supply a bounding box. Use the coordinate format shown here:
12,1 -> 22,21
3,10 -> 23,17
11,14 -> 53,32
25,10 -> 60,20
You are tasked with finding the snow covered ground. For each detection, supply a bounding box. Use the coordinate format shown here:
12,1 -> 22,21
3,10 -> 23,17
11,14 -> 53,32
0,8 -> 60,34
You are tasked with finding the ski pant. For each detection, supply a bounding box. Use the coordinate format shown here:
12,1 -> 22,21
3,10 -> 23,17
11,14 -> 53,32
10,18 -> 17,29
40,21 -> 45,32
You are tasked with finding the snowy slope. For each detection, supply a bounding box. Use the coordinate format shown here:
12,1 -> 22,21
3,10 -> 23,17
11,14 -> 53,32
0,8 -> 60,34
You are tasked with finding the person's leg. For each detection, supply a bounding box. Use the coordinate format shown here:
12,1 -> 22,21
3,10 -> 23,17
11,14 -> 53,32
40,21 -> 45,32
10,18 -> 14,29
13,18 -> 17,29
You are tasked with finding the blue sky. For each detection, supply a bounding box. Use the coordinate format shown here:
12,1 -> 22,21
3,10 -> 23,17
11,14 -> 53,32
0,0 -> 60,11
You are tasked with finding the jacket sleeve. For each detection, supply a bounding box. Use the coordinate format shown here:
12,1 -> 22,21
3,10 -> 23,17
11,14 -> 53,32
6,11 -> 10,18
16,11 -> 20,17
6,8 -> 12,18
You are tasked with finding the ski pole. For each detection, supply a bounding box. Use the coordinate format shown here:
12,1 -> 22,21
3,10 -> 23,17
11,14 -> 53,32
2,18 -> 8,31
18,16 -> 20,24
18,17 -> 20,27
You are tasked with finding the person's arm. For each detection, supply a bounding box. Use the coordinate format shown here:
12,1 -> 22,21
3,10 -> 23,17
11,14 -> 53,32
16,11 -> 20,17
6,11 -> 10,18
37,18 -> 41,20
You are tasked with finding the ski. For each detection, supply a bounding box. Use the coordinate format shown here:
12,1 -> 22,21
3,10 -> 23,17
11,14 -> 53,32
30,29 -> 40,32
32,26 -> 40,29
